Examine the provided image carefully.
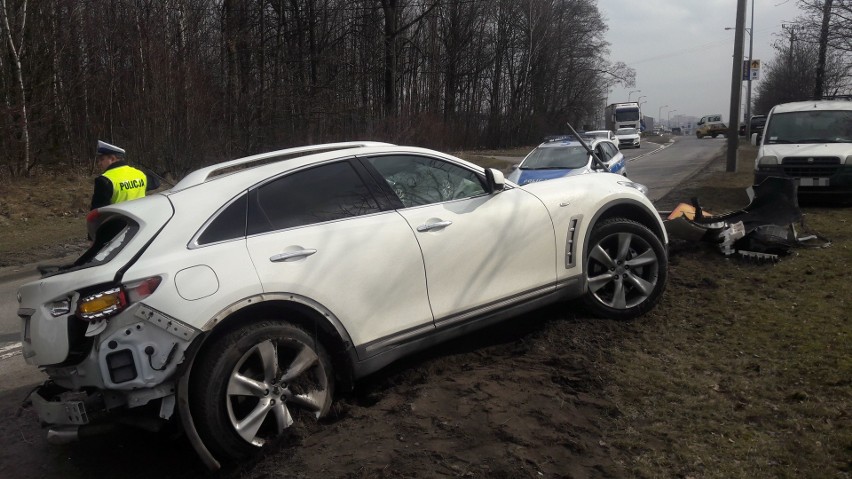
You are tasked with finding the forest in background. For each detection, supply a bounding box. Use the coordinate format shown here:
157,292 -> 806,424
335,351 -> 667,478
0,0 -> 634,178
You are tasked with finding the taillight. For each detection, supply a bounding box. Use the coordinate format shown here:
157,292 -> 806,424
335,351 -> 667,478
125,276 -> 162,303
86,209 -> 100,223
78,288 -> 125,321
76,276 -> 162,322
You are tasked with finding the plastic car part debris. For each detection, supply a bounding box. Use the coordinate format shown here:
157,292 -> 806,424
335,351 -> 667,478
717,221 -> 746,255
661,177 -> 830,261
738,251 -> 780,263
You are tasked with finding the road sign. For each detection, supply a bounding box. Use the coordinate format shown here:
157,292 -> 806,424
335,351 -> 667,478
743,59 -> 760,81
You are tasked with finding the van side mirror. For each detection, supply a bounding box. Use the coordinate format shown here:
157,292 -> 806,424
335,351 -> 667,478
485,168 -> 505,193
750,133 -> 759,146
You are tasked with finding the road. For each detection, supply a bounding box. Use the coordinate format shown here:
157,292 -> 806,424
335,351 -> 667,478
0,135 -> 726,478
624,135 -> 726,202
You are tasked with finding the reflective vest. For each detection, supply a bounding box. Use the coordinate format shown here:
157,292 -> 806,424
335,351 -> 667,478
101,165 -> 148,204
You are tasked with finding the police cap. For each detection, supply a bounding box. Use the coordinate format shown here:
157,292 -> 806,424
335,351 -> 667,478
97,140 -> 126,157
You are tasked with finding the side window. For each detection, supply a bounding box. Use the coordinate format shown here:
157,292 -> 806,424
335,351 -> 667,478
366,155 -> 487,208
595,144 -> 611,161
197,193 -> 248,245
247,161 -> 380,235
603,142 -> 618,157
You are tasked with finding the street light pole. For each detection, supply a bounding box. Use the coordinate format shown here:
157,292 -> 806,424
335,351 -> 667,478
727,0 -> 747,172
746,0 -> 755,139
628,90 -> 641,101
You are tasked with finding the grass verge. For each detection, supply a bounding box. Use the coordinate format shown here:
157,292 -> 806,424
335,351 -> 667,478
600,145 -> 851,478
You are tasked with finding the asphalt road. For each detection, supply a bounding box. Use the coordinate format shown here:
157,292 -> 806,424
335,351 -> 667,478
0,136 -> 725,392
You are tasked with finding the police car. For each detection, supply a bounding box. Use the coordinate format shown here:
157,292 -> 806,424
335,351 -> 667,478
507,135 -> 628,186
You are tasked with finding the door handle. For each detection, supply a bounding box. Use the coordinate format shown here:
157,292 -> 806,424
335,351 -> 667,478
269,249 -> 317,262
416,220 -> 453,232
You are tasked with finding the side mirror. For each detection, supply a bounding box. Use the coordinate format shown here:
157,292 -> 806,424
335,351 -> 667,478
750,132 -> 759,146
511,163 -> 520,171
485,168 -> 505,193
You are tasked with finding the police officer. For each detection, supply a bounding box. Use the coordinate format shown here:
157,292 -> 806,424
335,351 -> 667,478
90,140 -> 160,210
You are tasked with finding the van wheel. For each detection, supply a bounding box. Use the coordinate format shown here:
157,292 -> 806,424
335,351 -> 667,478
583,218 -> 667,320
191,321 -> 334,461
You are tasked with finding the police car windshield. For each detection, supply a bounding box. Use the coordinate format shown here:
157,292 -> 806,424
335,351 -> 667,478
764,110 -> 852,144
521,145 -> 589,170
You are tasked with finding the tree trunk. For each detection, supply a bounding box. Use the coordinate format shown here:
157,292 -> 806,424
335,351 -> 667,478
813,0 -> 833,100
1,0 -> 31,176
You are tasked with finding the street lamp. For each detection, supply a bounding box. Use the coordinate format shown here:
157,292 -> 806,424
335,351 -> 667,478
628,90 -> 641,101
637,95 -> 646,104
659,105 -> 668,129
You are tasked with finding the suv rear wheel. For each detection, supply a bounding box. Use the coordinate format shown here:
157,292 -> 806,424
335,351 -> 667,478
191,320 -> 334,460
583,218 -> 667,320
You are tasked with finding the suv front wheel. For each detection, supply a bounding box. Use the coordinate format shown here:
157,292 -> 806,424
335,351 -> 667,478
583,218 -> 667,320
191,320 -> 334,461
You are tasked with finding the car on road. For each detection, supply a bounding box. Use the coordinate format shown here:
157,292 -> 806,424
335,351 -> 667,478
695,114 -> 727,139
585,130 -> 617,142
507,135 -> 628,185
16,141 -> 667,468
615,127 -> 641,148
739,114 -> 766,142
754,99 -> 852,199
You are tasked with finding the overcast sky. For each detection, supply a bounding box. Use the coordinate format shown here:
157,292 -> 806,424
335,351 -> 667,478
598,0 -> 804,126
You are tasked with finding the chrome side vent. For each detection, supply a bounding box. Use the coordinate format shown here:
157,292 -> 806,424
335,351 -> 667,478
565,216 -> 582,269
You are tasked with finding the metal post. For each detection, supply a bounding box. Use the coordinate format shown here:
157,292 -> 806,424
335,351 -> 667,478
745,0 -> 755,140
727,0 -> 747,172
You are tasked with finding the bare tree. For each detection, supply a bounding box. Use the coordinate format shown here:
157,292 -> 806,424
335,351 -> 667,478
1,0 -> 30,175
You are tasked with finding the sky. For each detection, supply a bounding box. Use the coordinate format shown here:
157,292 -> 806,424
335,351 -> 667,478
598,0 -> 804,127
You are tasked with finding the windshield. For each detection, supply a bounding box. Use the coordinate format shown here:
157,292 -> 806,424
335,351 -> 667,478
521,145 -> 589,170
764,110 -> 852,144
615,108 -> 640,122
617,128 -> 638,135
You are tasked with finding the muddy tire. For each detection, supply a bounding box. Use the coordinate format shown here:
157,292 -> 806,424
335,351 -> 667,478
190,321 -> 334,461
583,218 -> 667,320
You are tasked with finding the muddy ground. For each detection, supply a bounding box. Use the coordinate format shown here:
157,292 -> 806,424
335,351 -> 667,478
1,293 -> 625,479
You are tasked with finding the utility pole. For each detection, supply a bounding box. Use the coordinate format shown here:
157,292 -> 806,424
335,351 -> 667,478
814,0 -> 834,100
745,0 -> 755,140
727,0 -> 747,172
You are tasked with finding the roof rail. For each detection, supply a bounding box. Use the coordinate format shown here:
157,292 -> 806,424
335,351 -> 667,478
171,141 -> 394,192
821,94 -> 852,101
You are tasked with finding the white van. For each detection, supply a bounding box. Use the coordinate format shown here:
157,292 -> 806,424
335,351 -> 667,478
754,99 -> 852,199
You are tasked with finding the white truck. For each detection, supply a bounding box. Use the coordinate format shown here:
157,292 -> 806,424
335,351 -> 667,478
605,102 -> 642,132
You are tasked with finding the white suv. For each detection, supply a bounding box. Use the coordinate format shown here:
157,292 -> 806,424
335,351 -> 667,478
17,142 -> 668,468
754,99 -> 852,199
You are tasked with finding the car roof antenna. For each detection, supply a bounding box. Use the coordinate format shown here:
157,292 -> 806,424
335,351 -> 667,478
565,122 -> 608,171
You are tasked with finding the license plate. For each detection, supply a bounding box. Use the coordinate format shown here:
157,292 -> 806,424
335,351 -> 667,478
799,177 -> 829,187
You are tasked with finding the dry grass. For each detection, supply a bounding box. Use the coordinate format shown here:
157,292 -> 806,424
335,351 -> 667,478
0,173 -> 90,266
600,144 -> 852,478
